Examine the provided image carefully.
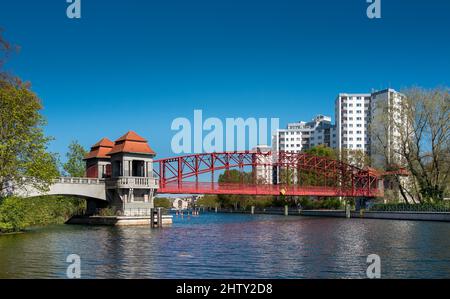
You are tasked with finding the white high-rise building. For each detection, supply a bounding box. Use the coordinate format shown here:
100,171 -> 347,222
335,88 -> 406,166
335,93 -> 372,154
272,115 -> 337,154
370,88 -> 407,168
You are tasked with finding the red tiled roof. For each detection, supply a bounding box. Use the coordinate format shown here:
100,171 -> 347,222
84,138 -> 114,160
108,131 -> 156,156
92,137 -> 114,148
115,131 -> 147,142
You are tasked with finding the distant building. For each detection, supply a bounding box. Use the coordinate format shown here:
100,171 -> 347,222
335,93 -> 372,154
252,145 -> 273,184
335,88 -> 406,166
170,195 -> 202,210
272,114 -> 337,154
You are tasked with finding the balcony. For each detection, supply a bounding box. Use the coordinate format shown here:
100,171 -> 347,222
106,176 -> 159,189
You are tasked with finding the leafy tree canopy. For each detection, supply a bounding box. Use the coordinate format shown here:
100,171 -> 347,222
63,141 -> 87,177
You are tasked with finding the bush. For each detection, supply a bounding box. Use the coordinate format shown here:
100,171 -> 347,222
299,197 -> 343,210
0,197 -> 28,233
0,196 -> 86,234
370,202 -> 450,212
96,207 -> 118,216
196,195 -> 220,208
154,197 -> 172,209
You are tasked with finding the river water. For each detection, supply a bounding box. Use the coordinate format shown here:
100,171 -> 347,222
0,213 -> 449,279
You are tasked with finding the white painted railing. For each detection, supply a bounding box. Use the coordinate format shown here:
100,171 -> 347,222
52,177 -> 105,185
107,176 -> 159,189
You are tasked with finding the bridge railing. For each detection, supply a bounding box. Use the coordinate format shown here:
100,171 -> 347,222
52,177 -> 105,185
106,176 -> 159,189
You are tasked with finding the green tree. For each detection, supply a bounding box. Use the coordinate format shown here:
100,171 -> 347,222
371,87 -> 450,202
305,144 -> 337,159
0,31 -> 59,194
154,197 -> 172,209
63,140 -> 87,177
196,195 -> 220,208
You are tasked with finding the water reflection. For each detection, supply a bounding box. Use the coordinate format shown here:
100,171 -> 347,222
0,213 -> 449,278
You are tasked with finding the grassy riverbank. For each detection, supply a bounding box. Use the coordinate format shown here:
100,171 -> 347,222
0,196 -> 86,234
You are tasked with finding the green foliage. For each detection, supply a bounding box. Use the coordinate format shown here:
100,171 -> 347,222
1,33 -> 59,193
217,170 -> 276,209
304,145 -> 337,159
370,202 -> 450,212
0,80 -> 60,193
0,197 -> 27,233
63,140 -> 87,177
154,197 -> 172,209
96,207 -> 118,216
299,197 -> 343,210
0,196 -> 85,233
196,195 -> 220,208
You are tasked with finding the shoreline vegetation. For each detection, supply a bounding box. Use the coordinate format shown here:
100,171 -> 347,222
0,196 -> 86,234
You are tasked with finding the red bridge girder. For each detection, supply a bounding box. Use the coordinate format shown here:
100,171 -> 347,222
153,151 -> 383,198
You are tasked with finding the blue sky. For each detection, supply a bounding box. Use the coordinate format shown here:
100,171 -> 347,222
1,0 -> 449,160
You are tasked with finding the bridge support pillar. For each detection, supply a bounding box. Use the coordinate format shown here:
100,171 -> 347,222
284,205 -> 289,216
251,206 -> 255,215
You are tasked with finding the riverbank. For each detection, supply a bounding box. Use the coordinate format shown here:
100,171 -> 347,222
0,196 -> 85,234
215,207 -> 450,222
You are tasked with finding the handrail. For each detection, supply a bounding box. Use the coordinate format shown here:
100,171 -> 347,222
52,177 -> 105,185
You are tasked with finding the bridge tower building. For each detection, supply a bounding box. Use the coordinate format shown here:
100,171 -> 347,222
84,138 -> 114,178
105,131 -> 159,215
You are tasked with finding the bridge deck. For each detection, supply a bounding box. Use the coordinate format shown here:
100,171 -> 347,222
158,182 -> 382,197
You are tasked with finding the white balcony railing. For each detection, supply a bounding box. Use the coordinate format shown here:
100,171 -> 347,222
106,176 -> 159,189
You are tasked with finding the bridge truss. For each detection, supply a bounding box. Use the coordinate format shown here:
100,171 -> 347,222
153,151 -> 382,197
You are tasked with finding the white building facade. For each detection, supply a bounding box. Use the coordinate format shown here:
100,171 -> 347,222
272,115 -> 337,154
335,93 -> 372,154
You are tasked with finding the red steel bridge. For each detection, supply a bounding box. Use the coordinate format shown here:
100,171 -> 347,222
153,151 -> 383,198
